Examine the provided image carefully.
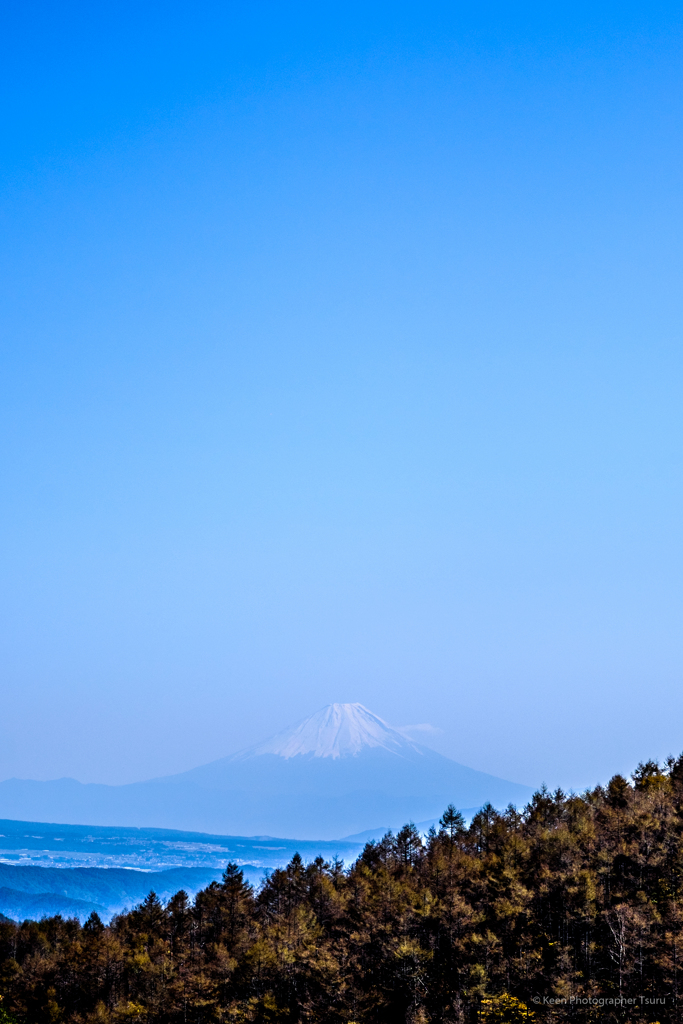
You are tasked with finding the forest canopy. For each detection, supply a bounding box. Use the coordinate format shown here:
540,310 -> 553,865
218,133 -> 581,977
2,757 -> 683,1023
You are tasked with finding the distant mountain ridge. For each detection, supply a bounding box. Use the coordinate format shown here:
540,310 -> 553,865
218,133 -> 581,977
0,704 -> 533,839
0,864 -> 229,924
0,817 -> 367,872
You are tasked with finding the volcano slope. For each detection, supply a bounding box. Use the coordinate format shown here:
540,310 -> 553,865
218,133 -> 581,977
0,704 -> 532,838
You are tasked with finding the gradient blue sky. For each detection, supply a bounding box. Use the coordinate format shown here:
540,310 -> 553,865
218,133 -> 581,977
2,1 -> 682,792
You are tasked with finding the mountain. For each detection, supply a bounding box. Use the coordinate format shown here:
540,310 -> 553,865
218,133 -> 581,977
0,704 -> 533,839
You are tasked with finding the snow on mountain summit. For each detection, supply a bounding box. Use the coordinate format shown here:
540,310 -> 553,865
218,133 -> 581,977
240,703 -> 418,760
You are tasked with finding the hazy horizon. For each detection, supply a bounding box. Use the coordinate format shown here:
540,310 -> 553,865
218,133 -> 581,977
3,1 -> 683,799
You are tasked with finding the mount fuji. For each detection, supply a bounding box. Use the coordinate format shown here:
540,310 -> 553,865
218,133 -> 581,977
0,704 -> 533,839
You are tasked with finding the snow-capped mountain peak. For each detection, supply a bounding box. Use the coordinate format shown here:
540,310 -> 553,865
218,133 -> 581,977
239,703 -> 419,760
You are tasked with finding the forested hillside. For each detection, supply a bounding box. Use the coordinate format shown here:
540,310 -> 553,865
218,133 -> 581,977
1,757 -> 682,1023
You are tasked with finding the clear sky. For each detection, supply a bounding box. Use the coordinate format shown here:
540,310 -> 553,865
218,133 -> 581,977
1,0 -> 682,794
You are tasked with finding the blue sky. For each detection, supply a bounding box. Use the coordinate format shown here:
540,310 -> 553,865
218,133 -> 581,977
1,0 -> 682,792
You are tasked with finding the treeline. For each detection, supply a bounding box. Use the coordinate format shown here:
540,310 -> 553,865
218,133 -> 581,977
2,759 -> 683,1023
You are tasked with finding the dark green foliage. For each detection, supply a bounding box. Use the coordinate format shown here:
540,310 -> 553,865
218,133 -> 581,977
3,759 -> 683,1022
